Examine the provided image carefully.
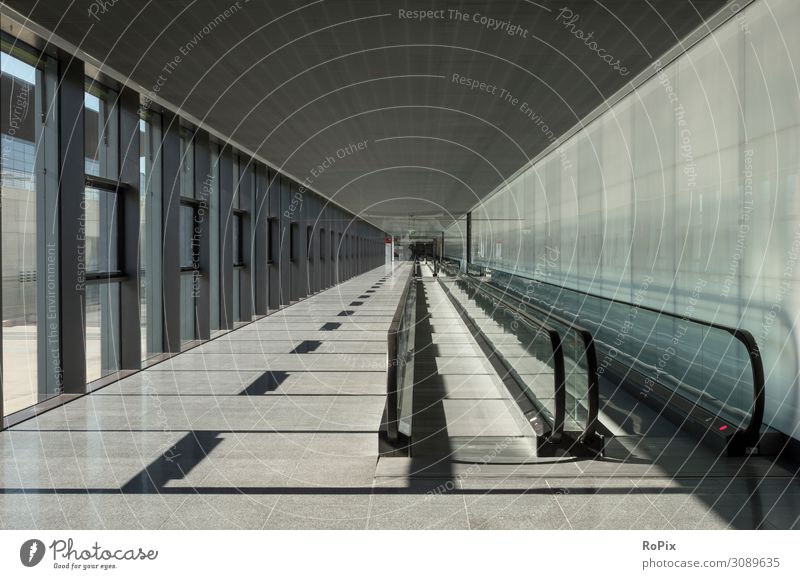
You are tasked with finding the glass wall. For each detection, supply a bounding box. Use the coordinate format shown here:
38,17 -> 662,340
139,113 -> 163,360
469,0 -> 800,436
0,25 -> 387,422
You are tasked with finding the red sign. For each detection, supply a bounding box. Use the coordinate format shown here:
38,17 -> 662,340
385,237 -> 392,244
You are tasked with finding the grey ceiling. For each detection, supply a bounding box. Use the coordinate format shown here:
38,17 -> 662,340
7,0 -> 727,235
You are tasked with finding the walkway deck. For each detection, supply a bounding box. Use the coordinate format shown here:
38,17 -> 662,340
1,263 -> 798,530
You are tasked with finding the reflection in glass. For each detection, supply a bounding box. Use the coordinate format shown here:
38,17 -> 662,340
179,204 -> 196,344
180,274 -> 196,343
1,49 -> 39,414
180,205 -> 194,268
85,282 -> 120,383
139,114 -> 163,359
84,186 -> 119,273
84,82 -> 118,178
179,128 -> 194,198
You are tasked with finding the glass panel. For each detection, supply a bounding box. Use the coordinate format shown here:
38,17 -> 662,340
289,222 -> 297,261
449,277 -> 561,431
84,82 -> 119,178
396,273 -> 416,436
1,49 -> 39,414
232,214 -> 242,264
232,155 -> 240,209
84,186 -> 119,273
180,274 -> 195,343
180,204 -> 195,268
496,269 -> 756,428
139,113 -> 162,359
267,219 -> 275,263
233,269 -> 241,322
179,128 -> 194,198
85,282 -> 120,383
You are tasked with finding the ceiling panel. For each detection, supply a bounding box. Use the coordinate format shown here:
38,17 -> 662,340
5,0 -> 727,234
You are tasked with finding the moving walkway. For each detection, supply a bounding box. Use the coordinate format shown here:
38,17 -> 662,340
438,260 -> 778,458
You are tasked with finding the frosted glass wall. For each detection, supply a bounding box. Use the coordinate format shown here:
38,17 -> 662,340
468,0 -> 800,437
443,216 -> 467,265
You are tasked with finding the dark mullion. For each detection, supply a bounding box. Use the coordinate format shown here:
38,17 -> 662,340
238,161 -> 253,321
267,169 -> 281,310
84,272 -> 127,283
218,147 -> 234,330
253,164 -> 269,316
179,195 -> 202,207
85,174 -> 127,193
118,86 -> 141,370
160,111 -> 181,353
279,176 -> 291,306
193,131 -> 211,341
58,55 -> 87,394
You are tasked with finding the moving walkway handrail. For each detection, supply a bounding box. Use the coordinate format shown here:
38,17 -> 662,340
383,262 -> 416,444
489,268 -> 765,445
455,268 -> 600,444
441,265 -> 567,443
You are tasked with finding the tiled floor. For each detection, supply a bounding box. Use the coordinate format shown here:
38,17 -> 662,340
1,263 -> 799,530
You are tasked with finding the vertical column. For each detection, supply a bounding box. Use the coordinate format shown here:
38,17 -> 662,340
267,169 -> 280,310
318,205 -> 327,291
219,147 -> 234,330
37,54 -> 61,402
329,223 -> 335,288
253,164 -> 268,316
160,112 -> 181,352
239,161 -> 253,321
58,56 -> 86,393
298,184 -> 309,298
466,211 -> 472,269
194,131 -> 211,341
118,87 -> 142,368
289,182 -> 303,301
308,194 -> 319,294
279,176 -> 291,306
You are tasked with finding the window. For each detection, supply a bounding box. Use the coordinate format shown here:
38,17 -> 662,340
290,223 -> 298,262
267,218 -> 276,263
179,128 -> 195,198
330,230 -> 335,260
179,198 -> 200,343
84,81 -> 118,178
319,228 -> 325,260
139,113 -> 163,360
306,226 -> 313,260
233,212 -> 244,265
84,79 -> 121,383
180,205 -> 195,268
84,186 -> 120,274
1,43 -> 46,414
179,126 -> 198,344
